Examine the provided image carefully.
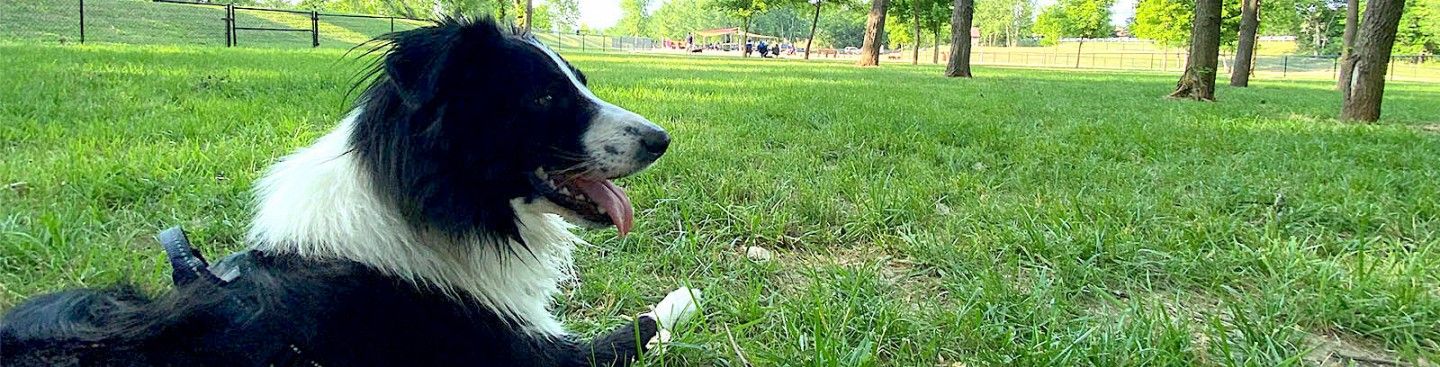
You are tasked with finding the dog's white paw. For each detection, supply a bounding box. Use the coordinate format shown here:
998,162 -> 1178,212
653,287 -> 701,330
641,287 -> 701,349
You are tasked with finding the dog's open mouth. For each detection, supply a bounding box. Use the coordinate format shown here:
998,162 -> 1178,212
530,168 -> 635,236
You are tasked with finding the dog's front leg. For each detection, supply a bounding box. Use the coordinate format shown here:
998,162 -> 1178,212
561,315 -> 661,367
560,288 -> 701,367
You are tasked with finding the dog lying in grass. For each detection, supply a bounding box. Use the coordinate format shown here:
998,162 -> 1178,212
1,16 -> 699,366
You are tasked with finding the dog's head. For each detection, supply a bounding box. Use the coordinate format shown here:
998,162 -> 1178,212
351,17 -> 668,243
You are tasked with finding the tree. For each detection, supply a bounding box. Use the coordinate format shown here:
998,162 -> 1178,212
653,0 -> 730,38
1034,5 -> 1068,45
1341,0 -> 1408,121
926,0 -> 953,63
1230,0 -> 1261,86
886,0 -> 942,64
813,2 -> 871,47
752,5 -> 811,39
615,0 -> 655,36
857,0 -> 891,66
1033,0 -> 1113,53
1400,0 -> 1439,54
715,0 -> 770,56
1265,0 -> 1345,54
1336,0 -> 1357,89
1132,0 -> 1195,47
946,0 -> 975,76
1394,0 -> 1438,53
531,2 -> 553,31
806,0 -> 824,59
551,0 -> 581,32
512,0 -> 533,31
975,0 -> 1034,46
1169,0 -> 1223,100
914,0 -> 923,64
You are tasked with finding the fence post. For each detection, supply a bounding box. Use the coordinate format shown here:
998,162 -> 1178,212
229,4 -> 237,47
1282,55 -> 1288,78
79,0 -> 86,43
580,32 -> 586,51
310,11 -> 319,47
390,17 -> 394,33
223,4 -> 232,47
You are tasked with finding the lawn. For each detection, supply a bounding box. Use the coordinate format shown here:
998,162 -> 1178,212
1,41 -> 1439,366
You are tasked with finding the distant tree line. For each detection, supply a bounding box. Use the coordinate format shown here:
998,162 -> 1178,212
1132,0 -> 1439,55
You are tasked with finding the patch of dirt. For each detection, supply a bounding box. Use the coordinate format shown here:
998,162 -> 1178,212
1418,124 -> 1440,134
752,244 -> 948,309
1083,292 -> 1428,367
1303,331 -> 1433,367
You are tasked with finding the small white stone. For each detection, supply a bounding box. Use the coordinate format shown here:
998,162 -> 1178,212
745,246 -> 773,262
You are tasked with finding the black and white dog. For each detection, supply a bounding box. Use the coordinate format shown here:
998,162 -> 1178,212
1,16 -> 699,366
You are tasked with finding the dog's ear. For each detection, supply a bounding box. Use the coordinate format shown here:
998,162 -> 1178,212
384,17 -> 502,107
385,34 -> 447,106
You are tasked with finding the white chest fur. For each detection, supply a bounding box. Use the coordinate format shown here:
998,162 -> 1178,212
245,111 -> 579,336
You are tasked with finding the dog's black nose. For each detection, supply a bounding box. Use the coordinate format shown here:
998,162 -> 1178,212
638,128 -> 670,161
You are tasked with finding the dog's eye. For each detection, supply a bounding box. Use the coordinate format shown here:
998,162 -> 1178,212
535,95 -> 553,107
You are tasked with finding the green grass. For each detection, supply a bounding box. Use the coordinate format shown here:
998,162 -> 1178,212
2,41 -> 1439,366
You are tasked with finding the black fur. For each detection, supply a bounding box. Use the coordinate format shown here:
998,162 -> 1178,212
2,17 -> 664,366
1,252 -> 659,366
352,16 -> 600,245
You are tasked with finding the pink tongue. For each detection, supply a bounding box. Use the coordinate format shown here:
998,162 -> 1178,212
572,179 -> 634,236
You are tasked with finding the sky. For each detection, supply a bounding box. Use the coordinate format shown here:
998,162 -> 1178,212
578,0 -> 1136,30
579,0 -> 624,30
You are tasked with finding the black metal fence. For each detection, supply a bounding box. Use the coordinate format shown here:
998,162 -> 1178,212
154,0 -> 423,48
21,0 -> 428,48
18,0 -> 667,52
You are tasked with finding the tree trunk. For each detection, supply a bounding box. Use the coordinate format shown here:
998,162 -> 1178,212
1336,0 -> 1359,90
1168,0 -> 1222,101
912,5 -> 921,65
933,23 -> 940,64
805,3 -> 821,60
1341,0 -> 1407,122
1230,0 -> 1260,86
514,0 -> 532,31
857,0 -> 890,66
945,0 -> 974,77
